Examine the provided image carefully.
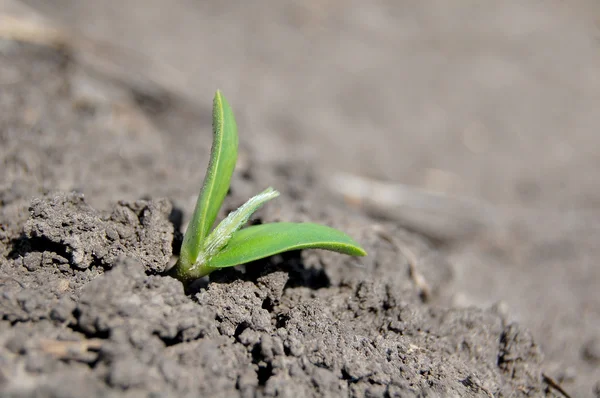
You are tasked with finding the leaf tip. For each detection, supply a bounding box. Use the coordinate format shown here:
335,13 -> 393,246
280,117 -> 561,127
213,90 -> 223,112
263,186 -> 280,199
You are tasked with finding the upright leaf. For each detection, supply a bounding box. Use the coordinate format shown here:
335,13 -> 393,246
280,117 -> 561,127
179,90 -> 238,267
206,222 -> 367,269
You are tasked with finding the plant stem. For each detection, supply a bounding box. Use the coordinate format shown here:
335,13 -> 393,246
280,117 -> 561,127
170,258 -> 212,284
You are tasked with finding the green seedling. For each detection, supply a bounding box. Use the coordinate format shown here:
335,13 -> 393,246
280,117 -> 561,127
171,90 -> 366,283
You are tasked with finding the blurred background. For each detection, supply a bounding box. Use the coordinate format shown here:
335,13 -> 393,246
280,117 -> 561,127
16,0 -> 600,208
3,0 -> 600,395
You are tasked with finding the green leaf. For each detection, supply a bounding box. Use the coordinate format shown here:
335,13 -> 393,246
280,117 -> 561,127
206,222 -> 367,269
179,90 -> 238,268
200,187 -> 280,263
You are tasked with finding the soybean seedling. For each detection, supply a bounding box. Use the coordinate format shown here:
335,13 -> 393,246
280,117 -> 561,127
171,91 -> 366,284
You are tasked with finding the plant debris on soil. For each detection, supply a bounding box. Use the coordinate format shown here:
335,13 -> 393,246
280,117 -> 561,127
0,41 -> 573,398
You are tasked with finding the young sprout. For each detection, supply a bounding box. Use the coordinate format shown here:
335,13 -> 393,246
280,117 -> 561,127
171,91 -> 366,283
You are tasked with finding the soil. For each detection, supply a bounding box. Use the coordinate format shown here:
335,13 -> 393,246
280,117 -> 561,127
1,2 -> 600,397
